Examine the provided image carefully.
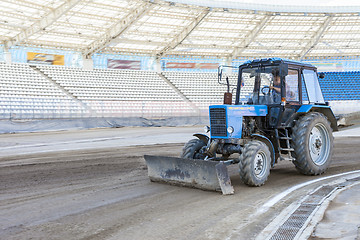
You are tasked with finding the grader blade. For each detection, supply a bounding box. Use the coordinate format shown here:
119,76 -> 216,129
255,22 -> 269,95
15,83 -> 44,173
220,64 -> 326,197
144,155 -> 234,195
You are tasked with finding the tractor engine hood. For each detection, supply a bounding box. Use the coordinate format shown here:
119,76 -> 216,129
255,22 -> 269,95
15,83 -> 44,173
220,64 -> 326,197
209,105 -> 268,139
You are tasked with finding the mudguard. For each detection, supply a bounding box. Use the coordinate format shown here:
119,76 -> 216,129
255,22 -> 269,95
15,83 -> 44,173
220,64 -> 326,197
251,134 -> 276,166
193,133 -> 209,144
297,105 -> 338,131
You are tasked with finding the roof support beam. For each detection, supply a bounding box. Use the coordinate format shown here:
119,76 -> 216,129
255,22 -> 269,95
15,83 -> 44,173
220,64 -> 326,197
83,2 -> 152,58
299,15 -> 334,60
157,9 -> 210,58
4,0 -> 81,50
231,15 -> 272,59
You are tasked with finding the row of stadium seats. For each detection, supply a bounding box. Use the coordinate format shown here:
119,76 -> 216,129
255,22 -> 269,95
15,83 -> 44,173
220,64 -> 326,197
0,97 -> 89,119
83,101 -> 196,118
163,72 -> 238,107
319,71 -> 360,101
38,65 -> 184,103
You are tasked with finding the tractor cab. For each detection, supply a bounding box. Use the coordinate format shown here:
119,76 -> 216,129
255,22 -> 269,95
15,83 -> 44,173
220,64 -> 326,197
236,58 -> 325,106
230,58 -> 335,130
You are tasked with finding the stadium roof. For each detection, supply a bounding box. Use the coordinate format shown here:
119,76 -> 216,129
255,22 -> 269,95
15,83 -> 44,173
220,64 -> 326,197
2,0 -> 360,60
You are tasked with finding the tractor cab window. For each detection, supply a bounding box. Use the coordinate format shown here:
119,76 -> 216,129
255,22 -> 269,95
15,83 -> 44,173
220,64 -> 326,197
239,66 -> 280,105
285,69 -> 299,102
302,69 -> 325,104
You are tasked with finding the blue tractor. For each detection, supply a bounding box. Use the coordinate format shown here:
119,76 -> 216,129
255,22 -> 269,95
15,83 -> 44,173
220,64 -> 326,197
145,58 -> 337,194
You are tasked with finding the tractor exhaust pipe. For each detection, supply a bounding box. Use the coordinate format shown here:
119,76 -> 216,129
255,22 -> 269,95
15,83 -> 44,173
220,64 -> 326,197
224,76 -> 232,105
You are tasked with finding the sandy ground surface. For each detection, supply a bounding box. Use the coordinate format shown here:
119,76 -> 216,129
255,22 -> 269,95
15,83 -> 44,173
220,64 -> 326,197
0,126 -> 360,240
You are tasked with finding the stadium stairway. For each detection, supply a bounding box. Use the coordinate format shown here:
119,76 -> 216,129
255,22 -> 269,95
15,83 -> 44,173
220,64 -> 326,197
157,72 -> 199,113
30,65 -> 94,115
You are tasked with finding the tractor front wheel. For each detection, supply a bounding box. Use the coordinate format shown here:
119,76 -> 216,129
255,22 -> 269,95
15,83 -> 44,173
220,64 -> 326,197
239,140 -> 271,186
291,112 -> 334,175
181,139 -> 207,159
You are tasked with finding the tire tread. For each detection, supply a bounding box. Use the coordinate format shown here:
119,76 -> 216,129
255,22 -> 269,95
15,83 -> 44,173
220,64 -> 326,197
291,112 -> 333,175
181,139 -> 206,159
239,140 -> 271,187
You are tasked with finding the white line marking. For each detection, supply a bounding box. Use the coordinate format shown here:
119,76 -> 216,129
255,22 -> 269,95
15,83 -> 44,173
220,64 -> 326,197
1,136 -> 126,150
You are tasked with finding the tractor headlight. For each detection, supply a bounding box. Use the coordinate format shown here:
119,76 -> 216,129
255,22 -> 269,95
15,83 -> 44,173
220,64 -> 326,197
204,126 -> 210,133
227,126 -> 234,134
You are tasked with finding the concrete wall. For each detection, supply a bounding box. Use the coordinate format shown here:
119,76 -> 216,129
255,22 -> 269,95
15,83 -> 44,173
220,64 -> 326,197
329,100 -> 360,115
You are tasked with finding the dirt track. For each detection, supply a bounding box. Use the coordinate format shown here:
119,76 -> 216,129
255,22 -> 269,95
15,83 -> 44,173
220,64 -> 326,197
1,136 -> 360,240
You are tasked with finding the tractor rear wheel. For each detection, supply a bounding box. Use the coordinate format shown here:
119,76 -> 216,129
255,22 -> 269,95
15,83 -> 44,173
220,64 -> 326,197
239,140 -> 271,186
181,139 -> 206,159
291,112 -> 333,175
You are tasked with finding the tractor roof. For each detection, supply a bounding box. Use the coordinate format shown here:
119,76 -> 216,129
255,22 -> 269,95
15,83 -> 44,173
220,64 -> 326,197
240,58 -> 316,70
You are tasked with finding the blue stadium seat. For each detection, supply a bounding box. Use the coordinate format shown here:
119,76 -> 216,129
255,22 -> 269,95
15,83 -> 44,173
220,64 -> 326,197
319,71 -> 360,101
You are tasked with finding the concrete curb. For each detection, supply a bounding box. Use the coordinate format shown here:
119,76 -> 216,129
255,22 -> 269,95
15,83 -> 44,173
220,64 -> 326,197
337,111 -> 360,126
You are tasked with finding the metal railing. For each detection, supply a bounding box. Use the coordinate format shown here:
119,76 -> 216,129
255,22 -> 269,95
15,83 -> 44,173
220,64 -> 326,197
0,98 -> 206,120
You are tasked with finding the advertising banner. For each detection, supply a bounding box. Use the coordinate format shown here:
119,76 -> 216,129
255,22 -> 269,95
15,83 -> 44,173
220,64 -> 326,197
27,52 -> 64,65
166,62 -> 218,69
107,59 -> 141,70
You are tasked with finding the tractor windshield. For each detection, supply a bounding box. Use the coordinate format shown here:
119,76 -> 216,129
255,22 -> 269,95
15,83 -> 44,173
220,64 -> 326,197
239,66 -> 281,105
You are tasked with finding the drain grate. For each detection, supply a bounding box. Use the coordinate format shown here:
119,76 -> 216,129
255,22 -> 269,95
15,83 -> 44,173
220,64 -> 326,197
303,185 -> 335,204
270,204 -> 317,240
269,185 -> 337,240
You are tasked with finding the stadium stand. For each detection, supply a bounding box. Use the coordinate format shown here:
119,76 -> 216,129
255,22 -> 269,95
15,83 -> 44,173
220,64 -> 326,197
40,65 -> 196,117
1,61 -> 360,121
3,64 -> 197,118
3,61 -> 359,122
0,62 -> 87,119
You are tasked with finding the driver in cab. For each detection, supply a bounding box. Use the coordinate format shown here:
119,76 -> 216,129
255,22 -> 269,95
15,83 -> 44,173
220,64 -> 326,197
270,69 -> 297,103
269,69 -> 281,103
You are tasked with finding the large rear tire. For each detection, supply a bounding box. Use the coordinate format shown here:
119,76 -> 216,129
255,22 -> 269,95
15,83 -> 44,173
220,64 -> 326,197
181,139 -> 206,159
291,112 -> 334,175
239,140 -> 271,187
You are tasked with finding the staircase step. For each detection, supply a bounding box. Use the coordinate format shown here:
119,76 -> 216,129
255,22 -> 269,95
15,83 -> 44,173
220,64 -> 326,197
280,148 -> 294,151
280,156 -> 295,161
